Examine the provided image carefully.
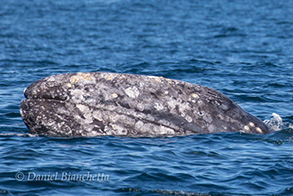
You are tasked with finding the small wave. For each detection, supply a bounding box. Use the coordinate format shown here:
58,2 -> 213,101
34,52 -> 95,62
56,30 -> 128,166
115,187 -> 212,196
265,128 -> 293,144
0,132 -> 38,137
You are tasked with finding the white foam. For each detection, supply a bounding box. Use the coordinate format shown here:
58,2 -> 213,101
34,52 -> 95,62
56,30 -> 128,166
264,113 -> 283,131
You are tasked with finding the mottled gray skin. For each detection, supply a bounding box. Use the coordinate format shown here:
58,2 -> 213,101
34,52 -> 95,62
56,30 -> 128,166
20,72 -> 271,137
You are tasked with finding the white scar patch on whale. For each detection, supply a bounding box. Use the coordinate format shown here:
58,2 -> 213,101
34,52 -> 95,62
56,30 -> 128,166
124,86 -> 140,98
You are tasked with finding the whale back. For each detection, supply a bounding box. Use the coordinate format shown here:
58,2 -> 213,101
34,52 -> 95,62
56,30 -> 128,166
20,72 -> 271,137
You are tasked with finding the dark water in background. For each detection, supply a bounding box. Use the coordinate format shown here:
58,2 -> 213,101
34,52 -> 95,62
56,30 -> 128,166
0,0 -> 293,195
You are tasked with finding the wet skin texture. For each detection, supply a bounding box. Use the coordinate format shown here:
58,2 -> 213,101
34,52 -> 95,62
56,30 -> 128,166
20,72 -> 271,137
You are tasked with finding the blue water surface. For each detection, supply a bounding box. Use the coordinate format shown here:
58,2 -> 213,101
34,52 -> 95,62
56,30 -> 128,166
0,0 -> 292,195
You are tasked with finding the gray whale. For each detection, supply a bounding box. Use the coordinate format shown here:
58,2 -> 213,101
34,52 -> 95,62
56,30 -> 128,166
20,72 -> 271,137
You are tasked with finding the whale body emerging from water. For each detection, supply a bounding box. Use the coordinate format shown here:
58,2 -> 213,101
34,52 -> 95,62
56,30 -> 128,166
20,72 -> 271,137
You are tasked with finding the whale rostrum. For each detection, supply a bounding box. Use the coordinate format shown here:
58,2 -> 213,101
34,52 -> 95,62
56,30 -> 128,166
20,72 -> 271,137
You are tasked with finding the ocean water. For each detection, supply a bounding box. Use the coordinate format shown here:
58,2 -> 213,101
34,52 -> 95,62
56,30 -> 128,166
0,0 -> 292,195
